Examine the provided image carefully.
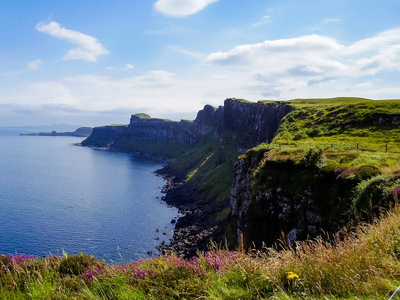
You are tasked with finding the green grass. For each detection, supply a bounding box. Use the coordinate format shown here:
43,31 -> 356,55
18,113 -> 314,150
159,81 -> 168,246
1,206 -> 399,299
132,113 -> 151,120
243,97 -> 400,171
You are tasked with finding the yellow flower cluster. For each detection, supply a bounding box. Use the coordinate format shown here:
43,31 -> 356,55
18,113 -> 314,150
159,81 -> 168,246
287,271 -> 299,280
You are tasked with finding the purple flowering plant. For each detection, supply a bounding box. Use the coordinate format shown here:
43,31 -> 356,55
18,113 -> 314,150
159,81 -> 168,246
391,186 -> 400,200
8,254 -> 35,266
335,168 -> 357,180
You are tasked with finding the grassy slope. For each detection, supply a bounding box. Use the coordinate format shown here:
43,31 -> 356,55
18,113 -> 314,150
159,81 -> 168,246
1,206 -> 399,299
253,97 -> 400,175
273,97 -> 400,152
257,97 -> 400,175
242,97 -> 400,220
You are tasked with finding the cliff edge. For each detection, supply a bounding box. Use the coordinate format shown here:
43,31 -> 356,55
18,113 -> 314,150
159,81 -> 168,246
81,97 -> 400,256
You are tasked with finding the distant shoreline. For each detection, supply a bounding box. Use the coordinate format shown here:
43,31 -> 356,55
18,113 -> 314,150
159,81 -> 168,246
20,127 -> 93,137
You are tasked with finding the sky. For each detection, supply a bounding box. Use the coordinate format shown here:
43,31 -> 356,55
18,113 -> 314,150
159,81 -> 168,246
1,0 -> 400,126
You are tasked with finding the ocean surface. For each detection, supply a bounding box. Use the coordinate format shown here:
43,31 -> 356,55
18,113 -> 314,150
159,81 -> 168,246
0,133 -> 179,262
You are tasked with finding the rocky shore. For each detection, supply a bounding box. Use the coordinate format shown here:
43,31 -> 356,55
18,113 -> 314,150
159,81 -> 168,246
156,171 -> 230,258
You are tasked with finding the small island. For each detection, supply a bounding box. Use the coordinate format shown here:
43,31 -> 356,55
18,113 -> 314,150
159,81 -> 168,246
20,127 -> 93,137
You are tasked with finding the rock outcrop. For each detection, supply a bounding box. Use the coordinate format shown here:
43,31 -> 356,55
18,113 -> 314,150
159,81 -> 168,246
125,115 -> 197,145
222,100 -> 293,147
230,154 -> 357,249
81,125 -> 127,148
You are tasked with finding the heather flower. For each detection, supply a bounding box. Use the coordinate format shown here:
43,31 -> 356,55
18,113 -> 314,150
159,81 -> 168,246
391,187 -> 400,201
336,168 -> 356,180
391,187 -> 400,196
8,254 -> 35,266
204,250 -> 238,273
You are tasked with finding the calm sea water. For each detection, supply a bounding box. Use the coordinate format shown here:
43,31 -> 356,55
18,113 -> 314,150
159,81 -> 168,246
0,134 -> 179,262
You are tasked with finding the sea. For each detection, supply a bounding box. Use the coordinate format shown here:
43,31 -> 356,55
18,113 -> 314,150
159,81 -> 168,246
0,131 -> 179,263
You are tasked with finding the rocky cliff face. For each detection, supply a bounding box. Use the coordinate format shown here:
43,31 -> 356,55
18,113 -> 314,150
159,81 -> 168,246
230,154 -> 357,249
82,98 -> 293,156
222,100 -> 293,147
81,125 -> 127,148
126,115 -> 197,145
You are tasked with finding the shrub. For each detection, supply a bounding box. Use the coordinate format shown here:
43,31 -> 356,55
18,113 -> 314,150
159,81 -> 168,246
306,127 -> 323,137
302,148 -> 324,167
354,175 -> 400,218
293,130 -> 308,140
353,165 -> 381,180
59,254 -> 101,276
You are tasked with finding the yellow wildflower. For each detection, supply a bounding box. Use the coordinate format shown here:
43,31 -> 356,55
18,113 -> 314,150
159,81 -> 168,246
287,271 -> 299,280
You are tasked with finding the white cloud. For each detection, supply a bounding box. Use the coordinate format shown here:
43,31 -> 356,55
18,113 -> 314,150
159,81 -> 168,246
2,27 -> 400,126
0,68 -> 261,124
27,59 -> 42,70
344,28 -> 400,55
206,34 -> 343,67
154,0 -> 219,18
124,64 -> 134,70
205,29 -> 400,97
167,45 -> 206,60
354,82 -> 373,89
36,21 -> 109,62
105,64 -> 135,71
252,15 -> 271,27
322,18 -> 341,23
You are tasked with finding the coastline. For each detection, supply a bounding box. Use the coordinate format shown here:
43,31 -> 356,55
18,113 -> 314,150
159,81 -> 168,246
156,169 -> 230,258
77,142 -> 211,258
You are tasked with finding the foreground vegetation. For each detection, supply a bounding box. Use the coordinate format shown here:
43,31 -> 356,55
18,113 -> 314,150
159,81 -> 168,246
1,205 -> 399,299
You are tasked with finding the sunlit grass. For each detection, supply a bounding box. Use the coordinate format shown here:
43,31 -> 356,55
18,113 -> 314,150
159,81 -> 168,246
1,206 -> 399,299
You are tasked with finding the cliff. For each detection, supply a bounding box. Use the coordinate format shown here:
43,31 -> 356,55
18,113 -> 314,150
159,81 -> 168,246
82,99 -> 293,158
230,152 -> 355,249
222,99 -> 292,148
81,125 -> 127,148
81,97 -> 400,256
230,97 -> 400,249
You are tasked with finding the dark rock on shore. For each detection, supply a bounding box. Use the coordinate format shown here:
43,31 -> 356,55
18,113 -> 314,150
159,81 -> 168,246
156,177 -> 230,258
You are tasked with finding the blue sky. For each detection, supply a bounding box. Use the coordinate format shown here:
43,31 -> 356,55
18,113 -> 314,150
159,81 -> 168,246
1,0 -> 400,126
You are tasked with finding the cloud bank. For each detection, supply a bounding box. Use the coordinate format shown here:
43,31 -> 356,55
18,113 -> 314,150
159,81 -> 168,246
154,0 -> 219,18
206,28 -> 400,97
2,27 -> 400,126
36,21 -> 109,62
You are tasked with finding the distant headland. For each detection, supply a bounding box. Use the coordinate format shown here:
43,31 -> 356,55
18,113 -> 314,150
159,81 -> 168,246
20,127 -> 93,137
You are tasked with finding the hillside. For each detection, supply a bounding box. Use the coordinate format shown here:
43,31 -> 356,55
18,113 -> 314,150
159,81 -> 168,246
81,97 -> 400,256
231,97 -> 400,250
